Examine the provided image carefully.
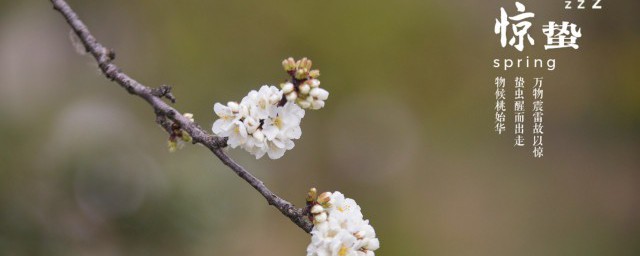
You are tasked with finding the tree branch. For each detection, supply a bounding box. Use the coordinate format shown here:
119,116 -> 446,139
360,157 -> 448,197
49,0 -> 313,233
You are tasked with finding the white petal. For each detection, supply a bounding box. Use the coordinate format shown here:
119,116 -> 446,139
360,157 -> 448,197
311,100 -> 325,110
270,137 -> 286,148
228,101 -> 240,112
365,238 -> 380,251
212,119 -> 226,134
253,148 -> 267,159
253,130 -> 265,141
310,88 -> 329,100
261,125 -> 279,140
213,103 -> 229,117
267,145 -> 286,159
286,126 -> 302,139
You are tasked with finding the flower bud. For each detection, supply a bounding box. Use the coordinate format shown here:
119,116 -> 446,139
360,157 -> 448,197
286,91 -> 298,101
181,130 -> 193,143
299,57 -> 312,70
310,79 -> 320,88
183,113 -> 194,122
281,82 -> 294,94
311,100 -> 325,110
306,188 -> 317,203
313,212 -> 327,223
168,140 -> 177,152
311,205 -> 324,214
309,69 -> 320,78
310,88 -> 329,100
282,57 -> 296,71
317,192 -> 332,204
299,83 -> 311,95
295,68 -> 308,80
305,95 -> 315,102
298,100 -> 311,109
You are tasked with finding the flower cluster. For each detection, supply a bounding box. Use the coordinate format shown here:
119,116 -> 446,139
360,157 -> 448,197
281,57 -> 329,110
212,58 -> 328,159
212,85 -> 304,159
306,189 -> 380,256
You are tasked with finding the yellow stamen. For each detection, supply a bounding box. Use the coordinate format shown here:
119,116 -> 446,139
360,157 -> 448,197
273,117 -> 283,129
338,245 -> 348,256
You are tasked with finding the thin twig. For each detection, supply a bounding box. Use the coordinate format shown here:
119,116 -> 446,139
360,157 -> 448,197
49,0 -> 313,233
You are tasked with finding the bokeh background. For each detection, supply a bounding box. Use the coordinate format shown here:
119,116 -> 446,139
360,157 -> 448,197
1,0 -> 639,255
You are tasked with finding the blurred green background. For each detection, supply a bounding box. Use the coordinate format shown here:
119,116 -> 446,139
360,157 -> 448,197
1,0 -> 639,255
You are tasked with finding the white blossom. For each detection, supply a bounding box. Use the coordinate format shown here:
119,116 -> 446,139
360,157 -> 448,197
219,120 -> 248,148
212,102 -> 241,134
211,57 -> 328,159
262,102 -> 304,141
241,85 -> 282,120
212,85 -> 305,159
307,192 -> 380,256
